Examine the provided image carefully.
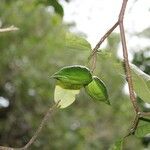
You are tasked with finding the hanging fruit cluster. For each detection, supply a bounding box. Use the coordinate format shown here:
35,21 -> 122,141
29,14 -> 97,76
51,65 -> 109,108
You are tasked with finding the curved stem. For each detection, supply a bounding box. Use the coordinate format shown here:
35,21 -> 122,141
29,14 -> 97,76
89,21 -> 119,72
118,0 -> 139,113
0,102 -> 59,150
89,21 -> 119,60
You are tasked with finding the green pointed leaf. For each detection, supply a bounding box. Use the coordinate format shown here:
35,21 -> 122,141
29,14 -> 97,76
52,65 -> 92,89
135,124 -> 150,138
130,64 -> 150,103
85,76 -> 110,105
65,33 -> 91,51
109,138 -> 123,150
54,85 -> 80,109
114,62 -> 150,103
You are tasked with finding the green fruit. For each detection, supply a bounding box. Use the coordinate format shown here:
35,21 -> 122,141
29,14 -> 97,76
85,76 -> 109,105
52,65 -> 92,89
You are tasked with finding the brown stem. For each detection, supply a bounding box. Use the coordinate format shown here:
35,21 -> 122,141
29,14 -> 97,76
118,0 -> 139,113
128,114 -> 140,136
89,21 -> 119,60
91,53 -> 97,73
89,21 -> 119,72
89,0 -> 150,136
89,0 -> 140,114
0,102 -> 59,150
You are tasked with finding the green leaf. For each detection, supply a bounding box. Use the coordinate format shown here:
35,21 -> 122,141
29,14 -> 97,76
135,124 -> 150,138
50,0 -> 64,17
114,62 -> 150,103
52,65 -> 92,89
85,76 -> 110,105
130,64 -> 150,103
54,85 -> 80,108
65,33 -> 91,51
109,138 -> 123,150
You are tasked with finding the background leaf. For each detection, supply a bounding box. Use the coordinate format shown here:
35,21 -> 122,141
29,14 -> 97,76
65,33 -> 91,51
130,64 -> 150,103
54,85 -> 80,108
135,124 -> 150,138
114,62 -> 150,103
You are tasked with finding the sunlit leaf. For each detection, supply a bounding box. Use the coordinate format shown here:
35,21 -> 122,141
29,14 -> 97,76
135,124 -> 150,138
52,65 -> 92,89
54,85 -> 80,109
85,76 -> 109,105
65,33 -> 91,51
130,64 -> 150,103
109,138 -> 123,150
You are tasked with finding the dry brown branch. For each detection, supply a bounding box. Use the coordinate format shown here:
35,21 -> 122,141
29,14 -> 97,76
0,26 -> 19,33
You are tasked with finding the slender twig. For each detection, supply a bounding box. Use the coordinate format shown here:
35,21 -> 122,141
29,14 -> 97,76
20,102 -> 59,150
90,0 -> 140,113
140,112 -> 150,117
118,0 -> 150,138
89,0 -> 150,137
89,21 -> 119,60
0,26 -> 19,33
0,102 -> 60,150
118,0 -> 139,113
90,53 -> 97,73
1,0 -> 149,149
128,114 -> 140,136
124,114 -> 139,138
89,21 -> 119,72
140,117 -> 150,123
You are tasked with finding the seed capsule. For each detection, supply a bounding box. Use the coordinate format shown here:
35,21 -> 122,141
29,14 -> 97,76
85,76 -> 110,105
52,65 -> 92,89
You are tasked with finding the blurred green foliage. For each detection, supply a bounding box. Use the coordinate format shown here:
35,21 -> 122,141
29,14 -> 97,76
37,0 -> 64,16
0,0 -> 149,149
